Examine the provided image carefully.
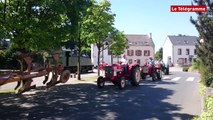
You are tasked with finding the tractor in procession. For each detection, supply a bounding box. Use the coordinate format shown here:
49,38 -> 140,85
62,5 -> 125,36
140,60 -> 169,81
97,62 -> 141,89
140,63 -> 162,81
97,58 -> 170,89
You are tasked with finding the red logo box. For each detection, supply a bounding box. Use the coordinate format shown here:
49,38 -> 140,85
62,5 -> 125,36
171,5 -> 207,12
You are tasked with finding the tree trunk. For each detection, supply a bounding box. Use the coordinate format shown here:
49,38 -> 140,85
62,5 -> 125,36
97,47 -> 100,76
77,48 -> 81,80
111,54 -> 113,65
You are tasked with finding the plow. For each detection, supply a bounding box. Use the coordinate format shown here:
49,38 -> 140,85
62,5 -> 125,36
0,51 -> 70,94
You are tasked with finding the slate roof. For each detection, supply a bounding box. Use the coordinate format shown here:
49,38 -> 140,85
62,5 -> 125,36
125,34 -> 155,46
168,35 -> 198,46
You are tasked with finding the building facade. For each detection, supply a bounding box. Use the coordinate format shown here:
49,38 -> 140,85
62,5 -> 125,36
125,34 -> 155,66
163,35 -> 198,66
91,34 -> 155,67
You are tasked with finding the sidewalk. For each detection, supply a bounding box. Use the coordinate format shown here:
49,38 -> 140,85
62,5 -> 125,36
169,66 -> 183,72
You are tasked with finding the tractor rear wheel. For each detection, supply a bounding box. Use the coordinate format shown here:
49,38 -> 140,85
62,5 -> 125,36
157,69 -> 162,80
131,66 -> 141,86
118,77 -> 126,89
60,70 -> 70,83
152,71 -> 157,81
97,76 -> 105,88
165,67 -> 169,75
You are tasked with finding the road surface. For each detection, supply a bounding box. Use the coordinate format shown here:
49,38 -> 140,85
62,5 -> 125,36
0,71 -> 201,120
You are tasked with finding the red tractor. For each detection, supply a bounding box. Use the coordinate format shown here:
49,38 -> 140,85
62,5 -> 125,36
140,63 -> 162,81
97,63 -> 141,89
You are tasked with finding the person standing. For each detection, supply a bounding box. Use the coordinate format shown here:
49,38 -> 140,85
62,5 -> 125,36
120,54 -> 128,73
120,54 -> 128,65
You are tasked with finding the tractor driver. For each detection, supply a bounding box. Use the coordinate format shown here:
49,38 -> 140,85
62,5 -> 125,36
120,54 -> 128,74
148,56 -> 155,73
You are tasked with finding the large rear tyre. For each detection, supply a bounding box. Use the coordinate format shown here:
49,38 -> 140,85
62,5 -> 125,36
165,67 -> 169,75
157,70 -> 162,80
152,71 -> 158,81
118,77 -> 126,90
131,66 -> 141,86
60,70 -> 70,83
97,76 -> 105,88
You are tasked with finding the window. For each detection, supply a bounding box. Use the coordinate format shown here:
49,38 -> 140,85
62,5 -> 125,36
127,50 -> 134,56
186,49 -> 190,55
108,50 -> 112,55
144,50 -> 150,56
135,50 -> 142,56
194,49 -> 197,55
178,49 -> 182,55
184,58 -> 187,64
129,59 -> 132,64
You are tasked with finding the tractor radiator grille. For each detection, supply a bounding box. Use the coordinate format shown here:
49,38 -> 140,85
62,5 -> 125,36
104,66 -> 113,78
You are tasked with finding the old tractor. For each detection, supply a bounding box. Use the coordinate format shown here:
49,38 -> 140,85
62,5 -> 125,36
140,63 -> 162,81
0,51 -> 70,94
97,63 -> 141,89
160,63 -> 169,75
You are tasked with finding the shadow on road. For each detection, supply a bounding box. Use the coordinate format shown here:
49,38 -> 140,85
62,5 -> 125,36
0,82 -> 194,120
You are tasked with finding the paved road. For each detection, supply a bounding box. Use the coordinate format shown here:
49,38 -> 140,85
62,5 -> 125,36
0,71 -> 201,120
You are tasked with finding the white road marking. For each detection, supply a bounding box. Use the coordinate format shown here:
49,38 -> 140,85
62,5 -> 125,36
162,76 -> 170,79
171,77 -> 181,81
186,77 -> 195,81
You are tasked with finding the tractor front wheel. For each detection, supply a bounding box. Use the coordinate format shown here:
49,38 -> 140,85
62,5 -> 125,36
131,66 -> 141,86
118,77 -> 126,90
97,76 -> 105,88
140,71 -> 146,80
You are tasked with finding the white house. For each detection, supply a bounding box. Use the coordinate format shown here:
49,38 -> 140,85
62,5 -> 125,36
91,34 -> 155,67
125,34 -> 155,66
163,35 -> 198,66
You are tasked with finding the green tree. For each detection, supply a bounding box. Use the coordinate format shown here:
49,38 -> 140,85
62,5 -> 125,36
0,0 -> 70,52
155,47 -> 163,60
110,30 -> 127,56
62,0 -> 93,80
83,0 -> 115,76
109,30 -> 127,63
191,0 -> 213,87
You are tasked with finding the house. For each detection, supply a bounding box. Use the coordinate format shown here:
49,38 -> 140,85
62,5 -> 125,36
125,34 -> 155,66
91,34 -> 155,67
162,35 -> 198,66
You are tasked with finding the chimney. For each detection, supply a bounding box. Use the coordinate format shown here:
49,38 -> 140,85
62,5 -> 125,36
149,33 -> 152,39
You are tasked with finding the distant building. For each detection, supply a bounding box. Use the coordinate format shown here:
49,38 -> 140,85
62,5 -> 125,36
162,35 -> 198,66
91,34 -> 155,67
125,34 -> 155,66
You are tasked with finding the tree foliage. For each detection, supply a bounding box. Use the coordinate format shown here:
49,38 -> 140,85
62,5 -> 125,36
0,0 -> 72,52
82,0 -> 116,76
154,47 -> 163,60
191,0 -> 213,87
109,30 -> 127,56
0,0 -> 124,79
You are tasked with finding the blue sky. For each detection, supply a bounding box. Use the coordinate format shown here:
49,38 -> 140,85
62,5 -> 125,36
104,0 -> 199,52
